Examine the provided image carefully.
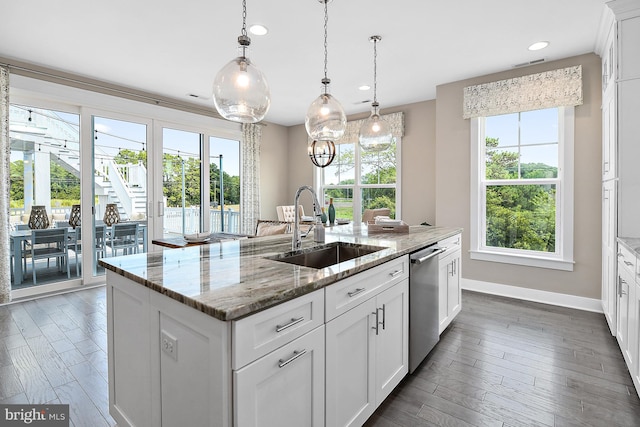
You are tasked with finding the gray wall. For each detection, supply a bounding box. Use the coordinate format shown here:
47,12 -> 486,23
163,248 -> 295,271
282,53 -> 602,300
435,53 -> 602,299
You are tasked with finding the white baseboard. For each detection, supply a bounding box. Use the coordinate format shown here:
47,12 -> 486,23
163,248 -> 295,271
461,278 -> 603,313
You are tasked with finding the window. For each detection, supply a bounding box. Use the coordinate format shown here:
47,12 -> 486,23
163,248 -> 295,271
318,138 -> 400,223
470,107 -> 574,271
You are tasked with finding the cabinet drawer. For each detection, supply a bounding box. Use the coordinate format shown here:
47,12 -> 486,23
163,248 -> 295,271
439,233 -> 461,250
618,244 -> 637,276
232,289 -> 324,369
325,256 -> 408,321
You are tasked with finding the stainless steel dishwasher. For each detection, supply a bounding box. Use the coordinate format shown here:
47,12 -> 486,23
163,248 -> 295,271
409,243 -> 445,373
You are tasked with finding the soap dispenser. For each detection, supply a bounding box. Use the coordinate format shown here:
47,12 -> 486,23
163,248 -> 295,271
314,218 -> 325,243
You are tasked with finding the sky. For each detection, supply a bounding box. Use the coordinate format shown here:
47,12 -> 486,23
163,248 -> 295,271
9,105 -> 240,177
484,108 -> 559,167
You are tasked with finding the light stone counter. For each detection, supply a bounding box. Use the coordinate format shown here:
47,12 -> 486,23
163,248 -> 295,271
99,224 -> 461,321
618,237 -> 640,257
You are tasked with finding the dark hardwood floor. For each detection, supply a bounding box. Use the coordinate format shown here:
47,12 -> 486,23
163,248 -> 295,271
367,291 -> 640,427
1,287 -> 639,426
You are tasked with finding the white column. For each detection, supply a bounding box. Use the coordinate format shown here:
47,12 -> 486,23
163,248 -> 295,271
23,152 -> 34,212
34,150 -> 51,213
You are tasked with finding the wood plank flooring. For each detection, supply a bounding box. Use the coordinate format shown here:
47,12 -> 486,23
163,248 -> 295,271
367,291 -> 640,427
1,287 -> 639,426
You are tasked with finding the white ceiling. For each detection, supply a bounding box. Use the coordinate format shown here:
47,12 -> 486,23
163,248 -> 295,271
2,0 -> 607,126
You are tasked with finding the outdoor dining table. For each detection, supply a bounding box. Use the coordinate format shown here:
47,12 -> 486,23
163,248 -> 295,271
9,224 -> 147,285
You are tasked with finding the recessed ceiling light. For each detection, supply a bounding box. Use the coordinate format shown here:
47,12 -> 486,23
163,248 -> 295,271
359,85 -> 371,91
249,24 -> 268,36
528,41 -> 549,51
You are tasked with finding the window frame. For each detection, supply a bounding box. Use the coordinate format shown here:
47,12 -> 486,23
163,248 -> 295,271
469,107 -> 574,271
315,137 -> 402,223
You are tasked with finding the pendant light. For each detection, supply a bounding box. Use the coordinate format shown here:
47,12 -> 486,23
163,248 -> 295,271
305,0 -> 346,143
213,0 -> 270,123
359,35 -> 393,152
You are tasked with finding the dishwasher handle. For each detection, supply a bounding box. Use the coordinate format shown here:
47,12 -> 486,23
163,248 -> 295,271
411,247 -> 445,264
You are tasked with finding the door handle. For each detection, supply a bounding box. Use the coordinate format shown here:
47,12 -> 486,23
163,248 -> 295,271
275,317 -> 304,333
278,349 -> 307,368
412,247 -> 444,264
372,311 -> 379,335
158,201 -> 164,217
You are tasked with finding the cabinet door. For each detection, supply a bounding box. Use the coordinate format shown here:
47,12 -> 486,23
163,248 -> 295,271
326,298 -> 376,427
439,250 -> 459,334
107,274 -> 154,427
374,280 -> 408,406
617,268 -> 632,358
448,249 -> 462,320
602,181 -> 617,335
602,96 -> 616,180
634,282 -> 640,396
234,326 -> 325,427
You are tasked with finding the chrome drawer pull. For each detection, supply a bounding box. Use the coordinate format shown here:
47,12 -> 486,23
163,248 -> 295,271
278,349 -> 307,368
275,317 -> 304,332
389,270 -> 403,278
348,288 -> 366,297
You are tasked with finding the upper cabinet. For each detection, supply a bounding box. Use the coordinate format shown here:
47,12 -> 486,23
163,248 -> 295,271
597,1 -> 640,235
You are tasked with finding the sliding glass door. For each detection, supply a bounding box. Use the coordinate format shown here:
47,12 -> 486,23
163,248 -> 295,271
92,115 -> 149,277
8,104 -> 81,292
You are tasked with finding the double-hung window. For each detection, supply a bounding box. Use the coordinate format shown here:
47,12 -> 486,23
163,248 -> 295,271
316,135 -> 401,223
470,107 -> 574,271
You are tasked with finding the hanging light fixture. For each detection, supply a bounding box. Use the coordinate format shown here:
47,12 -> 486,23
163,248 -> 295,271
359,35 -> 393,152
305,0 -> 346,143
213,0 -> 270,123
308,140 -> 336,168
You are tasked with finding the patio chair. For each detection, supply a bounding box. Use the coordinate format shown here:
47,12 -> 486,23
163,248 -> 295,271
70,225 -> 107,276
106,223 -> 139,256
30,228 -> 70,284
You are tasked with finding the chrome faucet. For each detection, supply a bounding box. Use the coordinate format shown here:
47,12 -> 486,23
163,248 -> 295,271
292,185 -> 324,250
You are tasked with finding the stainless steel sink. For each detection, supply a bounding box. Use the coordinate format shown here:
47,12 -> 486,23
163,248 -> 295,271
267,242 -> 386,269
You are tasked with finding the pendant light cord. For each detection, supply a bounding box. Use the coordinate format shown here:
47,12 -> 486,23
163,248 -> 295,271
241,0 -> 248,37
373,37 -> 378,105
323,0 -> 328,81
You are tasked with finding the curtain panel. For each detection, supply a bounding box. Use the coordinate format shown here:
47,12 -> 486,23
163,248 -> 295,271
240,123 -> 261,235
0,66 -> 10,303
463,65 -> 583,119
308,111 -> 405,144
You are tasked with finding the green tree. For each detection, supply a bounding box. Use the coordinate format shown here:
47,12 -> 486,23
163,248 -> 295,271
485,137 -> 556,252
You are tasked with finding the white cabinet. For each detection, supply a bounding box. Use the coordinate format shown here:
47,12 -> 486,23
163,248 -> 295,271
438,235 -> 462,334
325,262 -> 408,427
106,271 -> 231,427
617,244 -> 638,392
234,326 -> 325,427
598,1 -> 640,338
232,289 -> 325,427
602,181 -> 617,332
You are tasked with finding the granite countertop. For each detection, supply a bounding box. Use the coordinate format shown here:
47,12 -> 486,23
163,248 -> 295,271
618,237 -> 640,257
99,224 -> 462,321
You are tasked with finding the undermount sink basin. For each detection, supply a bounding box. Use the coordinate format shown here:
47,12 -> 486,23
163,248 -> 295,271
267,242 -> 387,269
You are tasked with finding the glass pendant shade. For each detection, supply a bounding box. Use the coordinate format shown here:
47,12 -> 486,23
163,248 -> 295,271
305,85 -> 347,141
359,107 -> 392,152
308,139 -> 336,168
213,48 -> 270,123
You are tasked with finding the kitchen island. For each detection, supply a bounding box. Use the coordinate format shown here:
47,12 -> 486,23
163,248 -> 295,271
100,224 -> 462,427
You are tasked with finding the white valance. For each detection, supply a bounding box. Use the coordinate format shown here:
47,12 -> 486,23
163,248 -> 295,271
308,111 -> 404,144
463,65 -> 583,119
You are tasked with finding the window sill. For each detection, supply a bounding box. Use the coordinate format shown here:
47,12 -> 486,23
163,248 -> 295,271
469,250 -> 574,271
